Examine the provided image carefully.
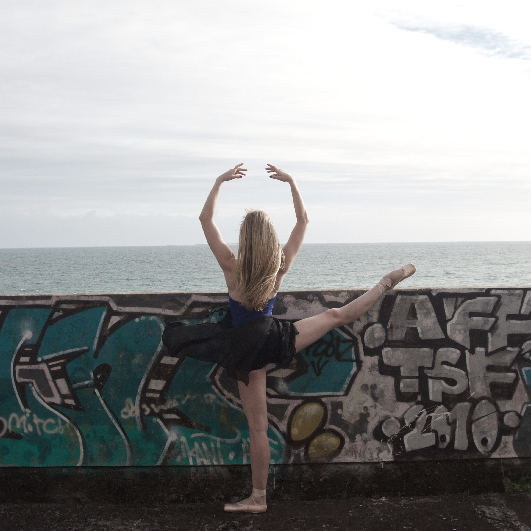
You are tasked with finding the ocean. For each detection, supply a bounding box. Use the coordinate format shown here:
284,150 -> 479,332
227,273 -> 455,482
0,242 -> 530,295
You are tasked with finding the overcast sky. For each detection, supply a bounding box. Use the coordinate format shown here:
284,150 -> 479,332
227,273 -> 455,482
1,0 -> 530,248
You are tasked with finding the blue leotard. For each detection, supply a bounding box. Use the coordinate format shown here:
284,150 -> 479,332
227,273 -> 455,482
229,295 -> 277,326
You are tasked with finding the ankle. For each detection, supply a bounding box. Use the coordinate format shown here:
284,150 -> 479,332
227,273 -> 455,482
252,488 -> 266,503
376,279 -> 390,293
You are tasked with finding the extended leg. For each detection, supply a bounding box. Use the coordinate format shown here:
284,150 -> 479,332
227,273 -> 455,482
294,264 -> 415,352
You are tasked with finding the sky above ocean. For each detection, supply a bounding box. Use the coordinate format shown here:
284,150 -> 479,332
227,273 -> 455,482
1,1 -> 530,248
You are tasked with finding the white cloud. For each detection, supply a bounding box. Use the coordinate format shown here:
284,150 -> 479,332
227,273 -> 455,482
393,23 -> 531,60
1,0 -> 530,247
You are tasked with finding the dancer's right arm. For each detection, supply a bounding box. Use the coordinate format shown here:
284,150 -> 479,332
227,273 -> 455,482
199,164 -> 247,272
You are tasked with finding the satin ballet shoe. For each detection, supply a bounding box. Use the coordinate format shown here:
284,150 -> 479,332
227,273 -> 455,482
224,489 -> 267,514
377,263 -> 416,293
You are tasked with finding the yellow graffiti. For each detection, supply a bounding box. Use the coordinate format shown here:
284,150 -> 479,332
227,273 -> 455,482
290,402 -> 325,441
307,432 -> 341,459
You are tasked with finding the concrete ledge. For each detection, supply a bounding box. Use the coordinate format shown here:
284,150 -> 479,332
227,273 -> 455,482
2,289 -> 531,503
1,458 -> 529,503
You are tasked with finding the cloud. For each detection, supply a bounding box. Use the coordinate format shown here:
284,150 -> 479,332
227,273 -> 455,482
1,2 -> 531,246
394,22 -> 531,61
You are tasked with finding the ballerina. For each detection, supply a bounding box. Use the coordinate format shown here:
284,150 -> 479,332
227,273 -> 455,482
166,163 -> 416,513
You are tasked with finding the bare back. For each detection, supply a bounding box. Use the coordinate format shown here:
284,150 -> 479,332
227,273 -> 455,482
223,259 -> 283,304
199,164 -> 309,306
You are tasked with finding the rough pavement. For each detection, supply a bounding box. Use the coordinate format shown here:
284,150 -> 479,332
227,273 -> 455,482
2,493 -> 531,531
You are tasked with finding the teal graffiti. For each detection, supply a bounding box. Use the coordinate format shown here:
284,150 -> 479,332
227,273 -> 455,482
274,328 -> 359,396
0,308 -> 79,466
1,305 -> 284,466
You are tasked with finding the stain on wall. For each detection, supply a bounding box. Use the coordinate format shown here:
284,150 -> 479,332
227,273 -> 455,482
1,288 -> 531,467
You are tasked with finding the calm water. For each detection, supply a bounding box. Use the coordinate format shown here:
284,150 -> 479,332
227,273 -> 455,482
0,242 -> 530,295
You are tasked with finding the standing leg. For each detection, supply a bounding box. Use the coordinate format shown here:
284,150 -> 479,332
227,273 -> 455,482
295,264 -> 415,352
224,368 -> 269,512
238,369 -> 269,494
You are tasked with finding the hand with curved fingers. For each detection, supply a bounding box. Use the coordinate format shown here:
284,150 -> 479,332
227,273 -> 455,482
266,164 -> 293,183
218,163 -> 247,182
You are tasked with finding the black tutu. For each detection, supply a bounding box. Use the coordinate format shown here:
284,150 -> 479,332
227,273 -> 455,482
162,308 -> 299,384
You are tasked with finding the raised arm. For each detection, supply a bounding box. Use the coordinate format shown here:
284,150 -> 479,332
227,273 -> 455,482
266,164 -> 309,274
199,164 -> 247,271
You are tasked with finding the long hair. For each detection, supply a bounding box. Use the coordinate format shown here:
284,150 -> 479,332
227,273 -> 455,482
236,209 -> 284,311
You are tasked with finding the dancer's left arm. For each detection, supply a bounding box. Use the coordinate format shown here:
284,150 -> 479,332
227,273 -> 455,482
266,164 -> 309,283
199,164 -> 247,271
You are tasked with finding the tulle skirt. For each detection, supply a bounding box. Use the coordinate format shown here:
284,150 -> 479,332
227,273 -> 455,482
162,308 -> 299,384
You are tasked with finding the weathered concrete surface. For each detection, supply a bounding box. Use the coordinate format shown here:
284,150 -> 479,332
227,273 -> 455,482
3,288 -> 531,505
0,459 -> 529,503
2,289 -> 531,470
2,494 -> 531,530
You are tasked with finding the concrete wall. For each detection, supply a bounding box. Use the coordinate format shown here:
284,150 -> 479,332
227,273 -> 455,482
1,288 -> 531,468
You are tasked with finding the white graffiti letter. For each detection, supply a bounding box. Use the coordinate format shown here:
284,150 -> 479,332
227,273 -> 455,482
466,347 -> 518,399
425,348 -> 468,402
447,297 -> 497,348
382,348 -> 434,393
387,295 -> 445,341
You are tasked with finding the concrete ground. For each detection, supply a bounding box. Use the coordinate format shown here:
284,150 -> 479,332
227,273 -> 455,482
2,493 -> 531,531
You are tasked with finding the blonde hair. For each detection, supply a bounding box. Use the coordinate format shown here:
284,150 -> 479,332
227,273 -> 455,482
236,209 -> 284,311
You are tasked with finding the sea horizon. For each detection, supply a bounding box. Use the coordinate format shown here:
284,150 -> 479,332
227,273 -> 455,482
1,241 -> 530,295
1,239 -> 530,251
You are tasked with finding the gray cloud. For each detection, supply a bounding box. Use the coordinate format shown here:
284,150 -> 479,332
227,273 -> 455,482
1,2 -> 530,247
394,22 -> 531,60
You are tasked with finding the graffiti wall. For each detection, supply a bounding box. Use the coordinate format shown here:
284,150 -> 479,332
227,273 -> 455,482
1,288 -> 531,467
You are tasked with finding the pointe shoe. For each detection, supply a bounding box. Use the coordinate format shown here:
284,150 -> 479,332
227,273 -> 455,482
377,263 -> 416,293
224,490 -> 267,514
